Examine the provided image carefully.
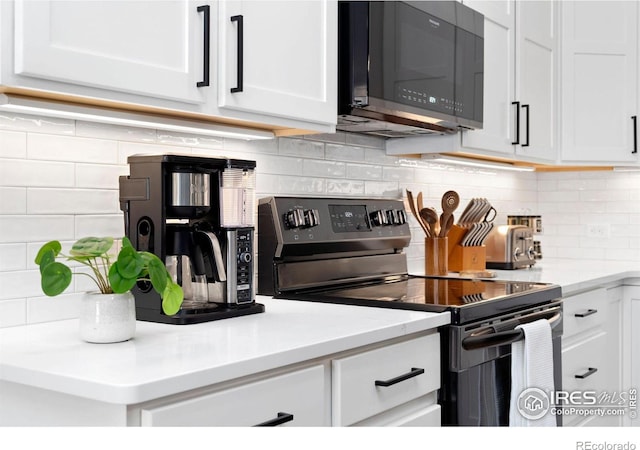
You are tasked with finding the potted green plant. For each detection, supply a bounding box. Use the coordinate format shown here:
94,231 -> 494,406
35,236 -> 183,343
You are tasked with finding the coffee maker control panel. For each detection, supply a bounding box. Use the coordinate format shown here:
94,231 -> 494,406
233,229 -> 254,304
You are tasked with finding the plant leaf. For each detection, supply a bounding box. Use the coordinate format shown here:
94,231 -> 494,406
35,241 -> 62,265
122,236 -> 134,249
108,264 -> 137,293
70,237 -> 113,257
38,249 -> 56,274
40,262 -> 72,296
147,256 -> 168,294
162,281 -> 183,316
115,245 -> 143,279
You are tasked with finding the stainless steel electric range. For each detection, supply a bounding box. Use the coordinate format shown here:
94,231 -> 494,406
257,196 -> 563,426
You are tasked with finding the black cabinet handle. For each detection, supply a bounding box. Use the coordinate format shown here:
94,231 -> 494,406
511,101 -> 520,145
230,15 -> 244,93
375,367 -> 424,387
574,309 -> 597,318
196,5 -> 210,87
633,115 -> 638,154
522,104 -> 530,147
254,412 -> 294,427
575,367 -> 598,379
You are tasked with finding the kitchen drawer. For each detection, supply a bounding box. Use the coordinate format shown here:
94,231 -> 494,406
332,333 -> 440,426
140,365 -> 326,426
562,331 -> 607,394
385,404 -> 441,427
562,288 -> 606,339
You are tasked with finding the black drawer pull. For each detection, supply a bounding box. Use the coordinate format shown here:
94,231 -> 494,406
632,115 -> 637,154
575,367 -> 598,379
254,412 -> 294,427
574,309 -> 597,318
375,367 -> 424,387
196,5 -> 210,87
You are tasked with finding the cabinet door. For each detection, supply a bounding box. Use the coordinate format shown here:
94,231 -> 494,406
217,0 -> 336,127
561,1 -> 639,163
14,0 -> 210,104
515,0 -> 557,162
461,0 -> 516,156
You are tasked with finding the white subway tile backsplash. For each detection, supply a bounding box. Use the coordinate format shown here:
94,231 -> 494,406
0,299 -> 27,327
277,175 -> 325,194
27,133 -> 118,164
27,189 -> 119,214
364,180 -> 400,197
157,131 -> 223,149
118,141 -> 191,164
75,163 -> 128,189
0,216 -> 75,244
0,243 -> 27,271
75,215 -> 125,238
325,143 -> 365,162
75,120 -> 156,142
0,158 -> 75,187
0,187 -> 27,214
0,269 -> 45,300
303,159 -> 346,178
0,130 -> 27,158
279,138 -> 324,158
27,293 -> 81,324
0,112 -> 74,135
346,163 -> 382,180
326,178 -> 365,195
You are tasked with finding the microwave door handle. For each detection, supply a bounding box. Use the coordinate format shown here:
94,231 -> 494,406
461,309 -> 561,351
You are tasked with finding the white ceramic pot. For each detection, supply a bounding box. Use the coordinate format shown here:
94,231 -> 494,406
79,291 -> 136,343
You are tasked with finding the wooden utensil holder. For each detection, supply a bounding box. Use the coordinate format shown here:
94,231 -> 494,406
447,225 -> 486,272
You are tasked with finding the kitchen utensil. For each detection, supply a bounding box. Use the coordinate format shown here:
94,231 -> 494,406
406,190 -> 430,236
420,207 -> 439,238
440,213 -> 455,238
439,191 -> 459,237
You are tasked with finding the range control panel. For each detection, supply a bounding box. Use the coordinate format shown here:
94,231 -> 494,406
258,197 -> 411,256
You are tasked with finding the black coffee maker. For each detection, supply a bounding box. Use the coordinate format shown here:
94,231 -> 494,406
119,154 -> 264,324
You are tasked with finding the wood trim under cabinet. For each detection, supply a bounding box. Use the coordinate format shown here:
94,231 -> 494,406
0,86 -> 318,138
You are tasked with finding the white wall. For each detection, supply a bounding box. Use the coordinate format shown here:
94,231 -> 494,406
0,111 -> 637,327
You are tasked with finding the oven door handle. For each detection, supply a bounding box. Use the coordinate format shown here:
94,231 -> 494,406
461,309 -> 561,351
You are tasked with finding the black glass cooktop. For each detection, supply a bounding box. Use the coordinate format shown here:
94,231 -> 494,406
277,276 -> 562,325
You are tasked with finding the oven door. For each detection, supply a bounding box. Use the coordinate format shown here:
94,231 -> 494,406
440,303 -> 563,426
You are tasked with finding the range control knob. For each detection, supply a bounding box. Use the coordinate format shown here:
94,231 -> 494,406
239,252 -> 252,263
285,208 -> 320,229
284,209 -> 305,228
304,209 -> 320,228
369,210 -> 388,226
395,210 -> 407,225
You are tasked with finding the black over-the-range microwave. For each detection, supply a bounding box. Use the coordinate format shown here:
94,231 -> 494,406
337,1 -> 484,138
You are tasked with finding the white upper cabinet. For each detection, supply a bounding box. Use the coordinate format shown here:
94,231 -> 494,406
11,0 -> 211,106
1,0 -> 337,134
217,0 -> 336,128
461,0 -> 557,163
560,1 -> 639,164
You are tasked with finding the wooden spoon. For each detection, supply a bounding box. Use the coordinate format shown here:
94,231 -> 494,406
420,207 -> 439,238
439,190 -> 460,237
406,189 -> 430,236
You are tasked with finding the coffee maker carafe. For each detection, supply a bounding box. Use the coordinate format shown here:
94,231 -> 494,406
119,154 -> 264,324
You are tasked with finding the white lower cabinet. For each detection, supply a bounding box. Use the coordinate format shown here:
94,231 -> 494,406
332,333 -> 440,426
561,287 -> 625,427
136,331 -> 441,427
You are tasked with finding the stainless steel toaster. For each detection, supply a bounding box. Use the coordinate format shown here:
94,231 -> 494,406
485,225 -> 536,270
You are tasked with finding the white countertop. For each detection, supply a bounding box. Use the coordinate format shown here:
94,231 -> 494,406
0,297 -> 450,405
